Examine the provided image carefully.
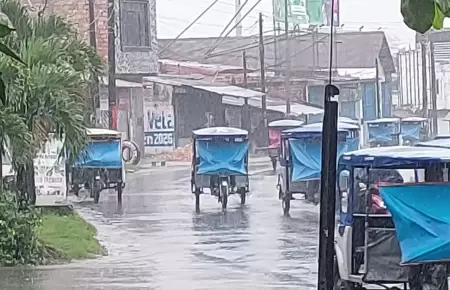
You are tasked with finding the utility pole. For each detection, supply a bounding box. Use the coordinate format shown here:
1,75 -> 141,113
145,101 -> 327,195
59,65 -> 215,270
375,58 -> 381,118
405,50 -> 410,105
412,47 -> 418,106
284,0 -> 291,115
415,49 -> 421,107
259,12 -> 268,145
430,41 -> 438,135
272,1 -> 278,75
235,0 -> 242,36
88,0 -> 99,124
107,0 -> 116,129
398,52 -> 403,106
407,49 -> 413,105
421,41 -> 428,118
242,51 -> 251,133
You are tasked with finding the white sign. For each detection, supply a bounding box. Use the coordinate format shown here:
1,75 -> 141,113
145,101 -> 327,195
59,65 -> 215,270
144,102 -> 175,148
34,135 -> 67,203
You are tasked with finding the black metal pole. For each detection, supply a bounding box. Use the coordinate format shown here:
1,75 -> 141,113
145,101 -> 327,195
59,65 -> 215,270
318,0 -> 339,288
108,0 -> 117,129
317,84 -> 339,290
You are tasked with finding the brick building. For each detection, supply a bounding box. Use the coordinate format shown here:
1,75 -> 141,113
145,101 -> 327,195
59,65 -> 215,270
23,0 -> 159,77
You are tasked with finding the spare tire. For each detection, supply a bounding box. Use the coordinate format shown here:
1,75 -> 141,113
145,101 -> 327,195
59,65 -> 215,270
122,140 -> 141,165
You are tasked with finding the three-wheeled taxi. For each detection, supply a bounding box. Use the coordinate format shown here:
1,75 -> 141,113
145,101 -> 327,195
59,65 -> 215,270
400,117 -> 429,145
335,146 -> 450,290
303,121 -> 361,151
276,126 -> 350,214
268,119 -> 304,171
70,128 -> 125,204
191,127 -> 249,211
366,118 -> 401,147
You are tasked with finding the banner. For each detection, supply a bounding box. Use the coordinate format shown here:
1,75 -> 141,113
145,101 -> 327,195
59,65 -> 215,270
34,134 -> 67,203
273,0 -> 339,27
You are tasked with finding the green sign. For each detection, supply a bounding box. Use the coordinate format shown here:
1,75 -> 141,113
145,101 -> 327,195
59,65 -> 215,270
273,0 -> 337,27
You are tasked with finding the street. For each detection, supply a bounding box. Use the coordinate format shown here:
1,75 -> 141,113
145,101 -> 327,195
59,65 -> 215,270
0,158 -> 319,290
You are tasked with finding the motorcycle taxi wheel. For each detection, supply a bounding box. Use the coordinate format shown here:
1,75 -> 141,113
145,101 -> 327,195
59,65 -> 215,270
239,189 -> 246,205
220,184 -> 228,210
282,194 -> 291,215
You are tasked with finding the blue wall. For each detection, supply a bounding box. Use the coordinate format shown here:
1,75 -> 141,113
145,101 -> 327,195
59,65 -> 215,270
362,82 -> 377,121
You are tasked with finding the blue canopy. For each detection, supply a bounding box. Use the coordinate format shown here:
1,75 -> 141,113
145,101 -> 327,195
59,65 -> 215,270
401,123 -> 421,142
74,140 -> 122,168
416,138 -> 450,149
379,184 -> 450,265
346,137 -> 360,152
289,138 -> 347,181
340,146 -> 450,167
368,125 -> 395,143
196,139 -> 248,175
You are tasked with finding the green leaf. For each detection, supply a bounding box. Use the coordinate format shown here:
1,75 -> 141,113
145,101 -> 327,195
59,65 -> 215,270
0,23 -> 13,38
436,0 -> 450,16
433,3 -> 445,29
401,0 -> 435,34
0,41 -> 24,64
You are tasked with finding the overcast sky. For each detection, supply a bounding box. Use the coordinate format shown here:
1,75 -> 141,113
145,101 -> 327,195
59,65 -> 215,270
156,0 -> 432,51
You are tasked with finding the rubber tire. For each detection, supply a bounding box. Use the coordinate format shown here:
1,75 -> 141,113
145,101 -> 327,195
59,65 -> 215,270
240,190 -> 246,205
195,189 -> 200,213
271,157 -> 277,171
221,185 -> 228,210
282,194 -> 291,215
333,256 -> 355,290
93,188 -> 100,204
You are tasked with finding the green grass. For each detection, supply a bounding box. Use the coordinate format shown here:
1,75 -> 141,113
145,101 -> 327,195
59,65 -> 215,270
38,213 -> 104,261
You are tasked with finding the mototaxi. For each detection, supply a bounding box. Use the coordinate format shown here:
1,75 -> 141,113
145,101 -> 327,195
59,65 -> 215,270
400,117 -> 429,145
191,127 -> 249,211
366,118 -> 401,147
335,146 -> 450,290
267,119 -> 304,171
70,128 -> 125,204
303,121 -> 361,151
276,125 -> 350,215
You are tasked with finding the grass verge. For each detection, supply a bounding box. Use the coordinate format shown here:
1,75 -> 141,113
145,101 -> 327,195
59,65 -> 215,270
38,212 -> 104,263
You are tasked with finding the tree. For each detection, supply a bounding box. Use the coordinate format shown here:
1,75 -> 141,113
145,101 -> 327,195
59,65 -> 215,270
401,0 -> 450,33
0,0 -> 103,202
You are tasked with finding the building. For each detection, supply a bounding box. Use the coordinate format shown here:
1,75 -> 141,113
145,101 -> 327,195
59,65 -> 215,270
159,30 -> 396,121
23,0 -> 159,77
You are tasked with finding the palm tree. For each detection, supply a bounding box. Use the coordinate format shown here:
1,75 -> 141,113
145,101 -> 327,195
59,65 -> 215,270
0,0 -> 104,202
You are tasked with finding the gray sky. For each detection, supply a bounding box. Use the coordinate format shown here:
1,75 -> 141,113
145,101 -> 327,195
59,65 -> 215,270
156,0 -> 417,51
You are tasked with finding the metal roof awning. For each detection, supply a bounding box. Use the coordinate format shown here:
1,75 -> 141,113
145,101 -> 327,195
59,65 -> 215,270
268,104 -> 324,116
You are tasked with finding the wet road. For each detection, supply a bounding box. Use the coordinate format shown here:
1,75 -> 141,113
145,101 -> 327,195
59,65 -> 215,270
0,162 -> 320,290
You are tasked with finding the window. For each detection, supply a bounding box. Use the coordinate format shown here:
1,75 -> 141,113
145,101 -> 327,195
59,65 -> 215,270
120,0 -> 150,50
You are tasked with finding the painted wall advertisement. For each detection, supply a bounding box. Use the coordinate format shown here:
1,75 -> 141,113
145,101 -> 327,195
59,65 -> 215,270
34,134 -> 67,203
144,82 -> 175,153
273,0 -> 339,27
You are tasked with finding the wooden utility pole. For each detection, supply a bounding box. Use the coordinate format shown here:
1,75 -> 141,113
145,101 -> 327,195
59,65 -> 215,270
242,51 -> 250,133
375,58 -> 381,118
243,51 -> 248,88
259,13 -> 268,145
407,48 -> 413,104
107,0 -> 116,129
284,0 -> 291,115
88,0 -> 99,123
398,53 -> 403,106
421,41 -> 428,117
430,41 -> 438,135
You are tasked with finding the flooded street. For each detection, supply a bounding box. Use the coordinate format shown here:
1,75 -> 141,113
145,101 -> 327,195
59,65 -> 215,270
0,161 -> 319,289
